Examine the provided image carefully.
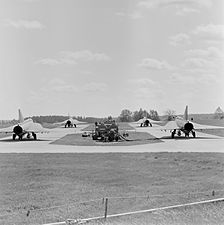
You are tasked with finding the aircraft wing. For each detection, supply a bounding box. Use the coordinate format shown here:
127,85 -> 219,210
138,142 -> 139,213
134,118 -> 164,124
150,120 -> 165,125
72,119 -> 87,124
54,119 -> 86,126
160,121 -> 179,130
134,119 -> 143,124
0,122 -> 49,134
192,122 -> 224,130
24,122 -> 49,133
0,125 -> 15,133
54,120 -> 67,126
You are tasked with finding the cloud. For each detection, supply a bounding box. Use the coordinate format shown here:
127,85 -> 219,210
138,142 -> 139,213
185,47 -> 224,59
169,72 -> 196,84
182,46 -> 224,75
29,78 -> 78,104
31,79 -> 108,103
45,78 -> 78,93
139,58 -> 174,70
36,50 -> 110,66
193,24 -> 224,42
129,78 -> 156,87
47,79 -> 108,93
175,7 -> 200,16
182,57 -> 215,69
138,0 -> 212,9
21,0 -> 39,2
35,58 -> 62,66
138,0 -> 213,16
60,50 -> 111,62
167,45 -> 224,88
116,11 -> 143,19
169,71 -> 219,87
82,82 -> 108,92
128,78 -> 165,100
4,19 -> 45,29
169,33 -> 191,46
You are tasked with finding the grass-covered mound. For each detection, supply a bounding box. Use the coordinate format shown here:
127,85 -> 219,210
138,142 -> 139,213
51,131 -> 162,146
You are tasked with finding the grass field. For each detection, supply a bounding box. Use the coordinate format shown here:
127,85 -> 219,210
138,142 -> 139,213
0,153 -> 224,224
192,118 -> 224,137
88,201 -> 224,225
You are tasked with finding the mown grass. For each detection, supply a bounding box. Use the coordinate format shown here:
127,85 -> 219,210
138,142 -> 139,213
193,118 -> 224,137
0,153 -> 224,224
200,129 -> 224,137
193,118 -> 224,127
88,201 -> 224,225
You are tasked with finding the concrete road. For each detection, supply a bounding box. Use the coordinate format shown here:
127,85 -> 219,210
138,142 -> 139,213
0,124 -> 223,153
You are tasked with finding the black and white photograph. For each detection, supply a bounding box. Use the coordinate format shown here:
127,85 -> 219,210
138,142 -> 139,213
0,0 -> 224,224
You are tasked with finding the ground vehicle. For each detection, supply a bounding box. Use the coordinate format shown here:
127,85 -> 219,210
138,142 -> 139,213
92,120 -> 120,142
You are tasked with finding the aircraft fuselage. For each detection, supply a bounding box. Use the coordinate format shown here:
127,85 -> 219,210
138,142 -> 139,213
173,117 -> 195,138
12,119 -> 37,140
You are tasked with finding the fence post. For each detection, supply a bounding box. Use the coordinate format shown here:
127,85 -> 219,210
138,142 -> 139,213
104,198 -> 108,220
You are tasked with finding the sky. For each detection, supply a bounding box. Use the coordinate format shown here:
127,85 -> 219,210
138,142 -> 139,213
0,0 -> 223,119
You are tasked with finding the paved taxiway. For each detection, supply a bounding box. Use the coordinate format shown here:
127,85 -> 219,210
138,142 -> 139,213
0,124 -> 223,153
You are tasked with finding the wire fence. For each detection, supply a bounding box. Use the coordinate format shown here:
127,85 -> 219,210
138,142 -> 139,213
1,189 -> 224,225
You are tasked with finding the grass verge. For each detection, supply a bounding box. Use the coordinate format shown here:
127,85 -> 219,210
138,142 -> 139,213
0,152 -> 223,224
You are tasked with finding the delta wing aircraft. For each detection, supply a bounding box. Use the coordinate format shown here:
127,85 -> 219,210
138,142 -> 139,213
135,117 -> 164,127
161,106 -> 224,138
54,115 -> 86,128
0,109 -> 48,140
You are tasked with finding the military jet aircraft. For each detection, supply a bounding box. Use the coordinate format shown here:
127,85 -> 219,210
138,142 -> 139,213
161,106 -> 224,138
135,117 -> 164,127
0,109 -> 48,140
54,115 -> 86,128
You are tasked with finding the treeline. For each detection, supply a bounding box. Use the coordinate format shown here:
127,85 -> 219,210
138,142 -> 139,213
30,115 -> 87,124
30,109 -> 160,124
118,108 -> 160,122
0,116 -> 105,126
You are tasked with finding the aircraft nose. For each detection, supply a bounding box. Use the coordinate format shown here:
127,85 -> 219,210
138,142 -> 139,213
13,125 -> 23,135
184,122 -> 194,132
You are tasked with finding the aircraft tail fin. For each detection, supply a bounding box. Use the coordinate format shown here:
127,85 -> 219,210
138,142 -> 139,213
184,105 -> 188,121
68,113 -> 72,119
18,109 -> 24,123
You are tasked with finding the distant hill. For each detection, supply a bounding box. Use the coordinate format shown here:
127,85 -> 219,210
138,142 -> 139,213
189,114 -> 224,127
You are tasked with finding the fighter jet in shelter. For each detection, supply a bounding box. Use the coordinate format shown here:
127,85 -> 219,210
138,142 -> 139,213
54,114 -> 86,128
135,117 -> 164,127
0,109 -> 49,140
161,106 -> 224,138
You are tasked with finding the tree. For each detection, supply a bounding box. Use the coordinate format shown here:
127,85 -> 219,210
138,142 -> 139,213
132,108 -> 150,121
214,107 -> 224,119
118,109 -> 133,122
107,116 -> 113,121
149,110 -> 160,121
165,109 -> 176,121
